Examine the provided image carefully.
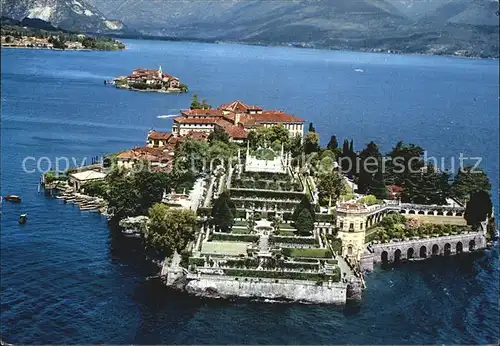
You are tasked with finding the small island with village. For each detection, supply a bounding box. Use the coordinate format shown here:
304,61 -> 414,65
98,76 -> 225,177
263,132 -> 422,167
109,66 -> 188,93
41,97 -> 497,305
1,16 -> 125,51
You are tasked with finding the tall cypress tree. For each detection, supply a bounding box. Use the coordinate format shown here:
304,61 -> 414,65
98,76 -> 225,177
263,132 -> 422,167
370,164 -> 388,200
215,200 -> 234,232
342,139 -> 349,156
296,208 -> 314,236
308,122 -> 316,133
293,195 -> 315,223
465,190 -> 492,228
327,135 -> 338,151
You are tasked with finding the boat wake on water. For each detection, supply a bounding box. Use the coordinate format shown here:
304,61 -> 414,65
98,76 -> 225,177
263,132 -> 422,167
157,114 -> 178,119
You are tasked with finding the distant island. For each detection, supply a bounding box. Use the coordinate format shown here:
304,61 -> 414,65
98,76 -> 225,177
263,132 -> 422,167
110,66 -> 188,93
0,17 -> 125,51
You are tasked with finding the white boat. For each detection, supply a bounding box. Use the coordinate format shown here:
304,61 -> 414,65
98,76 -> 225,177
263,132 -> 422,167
354,68 -> 364,73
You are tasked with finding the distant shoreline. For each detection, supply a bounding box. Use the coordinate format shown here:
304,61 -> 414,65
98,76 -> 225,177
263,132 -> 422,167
110,33 -> 498,60
1,44 -> 126,52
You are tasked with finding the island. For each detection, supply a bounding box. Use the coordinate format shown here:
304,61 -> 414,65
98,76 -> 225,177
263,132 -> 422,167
42,96 -> 497,304
110,66 -> 188,93
1,16 -> 125,51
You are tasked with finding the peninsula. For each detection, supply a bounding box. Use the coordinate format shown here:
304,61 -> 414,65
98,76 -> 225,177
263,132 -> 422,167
1,17 -> 125,51
111,66 -> 188,93
42,97 -> 497,304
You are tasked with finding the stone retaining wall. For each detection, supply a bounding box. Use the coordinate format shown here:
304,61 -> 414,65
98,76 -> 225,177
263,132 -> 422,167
184,275 -> 347,304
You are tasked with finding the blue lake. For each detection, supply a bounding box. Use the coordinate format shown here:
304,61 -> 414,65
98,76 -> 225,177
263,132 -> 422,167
1,40 -> 499,344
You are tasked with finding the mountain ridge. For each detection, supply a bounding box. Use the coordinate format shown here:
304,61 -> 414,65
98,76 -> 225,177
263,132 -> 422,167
0,0 -> 131,34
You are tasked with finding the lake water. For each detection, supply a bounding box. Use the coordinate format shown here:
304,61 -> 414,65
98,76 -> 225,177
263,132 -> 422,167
1,40 -> 499,344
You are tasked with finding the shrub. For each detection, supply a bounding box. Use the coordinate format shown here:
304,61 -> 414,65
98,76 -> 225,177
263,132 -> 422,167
358,195 -> 378,205
189,257 -> 205,266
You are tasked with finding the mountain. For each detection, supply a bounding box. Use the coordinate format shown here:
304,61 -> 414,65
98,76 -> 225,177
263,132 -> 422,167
88,0 -> 499,57
0,0 -> 130,34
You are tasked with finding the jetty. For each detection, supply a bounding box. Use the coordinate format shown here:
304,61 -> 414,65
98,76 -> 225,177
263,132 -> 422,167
56,188 -> 107,213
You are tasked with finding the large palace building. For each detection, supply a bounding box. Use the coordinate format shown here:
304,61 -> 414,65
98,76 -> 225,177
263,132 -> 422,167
171,100 -> 305,142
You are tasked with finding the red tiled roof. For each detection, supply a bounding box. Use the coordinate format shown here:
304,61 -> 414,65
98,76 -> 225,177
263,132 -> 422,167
219,100 -> 250,112
148,130 -> 172,140
181,109 -> 224,116
186,131 -> 209,141
225,124 -> 248,139
250,111 -> 304,123
116,146 -> 171,163
173,117 -> 220,124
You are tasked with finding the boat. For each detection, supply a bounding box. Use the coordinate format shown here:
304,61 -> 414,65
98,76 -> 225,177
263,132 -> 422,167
4,195 -> 21,203
354,68 -> 364,73
19,214 -> 27,224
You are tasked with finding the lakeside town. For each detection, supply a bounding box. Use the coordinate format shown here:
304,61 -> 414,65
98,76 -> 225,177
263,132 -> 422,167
1,17 -> 125,51
38,92 -> 497,304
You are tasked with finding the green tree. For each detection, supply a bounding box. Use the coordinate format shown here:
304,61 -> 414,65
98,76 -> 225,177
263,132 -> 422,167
190,94 -> 201,109
464,190 -> 492,228
134,166 -> 169,215
146,203 -> 197,255
106,170 -> 140,222
288,134 -> 303,158
327,135 -> 339,152
82,180 -> 109,198
304,131 -> 320,154
293,195 -> 316,223
370,166 -> 388,200
450,166 -> 491,204
201,99 -> 212,109
317,170 -> 345,208
212,192 -> 235,232
296,208 -> 314,235
385,141 -> 424,186
208,126 -> 230,143
401,165 -> 450,205
308,123 -> 316,133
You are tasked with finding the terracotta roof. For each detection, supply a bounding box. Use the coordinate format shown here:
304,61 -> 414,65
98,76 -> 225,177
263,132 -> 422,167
185,131 -> 209,141
148,130 -> 172,140
116,146 -> 171,163
225,124 -> 248,139
250,111 -> 305,123
181,109 -> 223,116
219,100 -> 250,112
173,117 -> 221,124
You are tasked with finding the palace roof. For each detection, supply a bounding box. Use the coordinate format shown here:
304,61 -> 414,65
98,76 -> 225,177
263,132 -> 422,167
147,130 -> 173,141
225,124 -> 248,139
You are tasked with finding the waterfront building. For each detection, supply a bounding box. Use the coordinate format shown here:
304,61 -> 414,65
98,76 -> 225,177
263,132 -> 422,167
171,100 -> 305,142
115,146 -> 174,170
68,170 -> 106,191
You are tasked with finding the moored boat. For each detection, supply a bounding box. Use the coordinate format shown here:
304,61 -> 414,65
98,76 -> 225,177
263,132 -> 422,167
4,195 -> 21,203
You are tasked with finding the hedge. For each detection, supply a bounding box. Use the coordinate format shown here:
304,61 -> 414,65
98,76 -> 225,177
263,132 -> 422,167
189,257 -> 205,266
269,236 -> 317,245
283,261 -> 320,270
282,248 -> 333,258
315,213 -> 335,223
211,232 -> 259,242
224,268 -> 340,282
